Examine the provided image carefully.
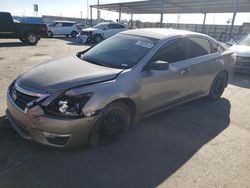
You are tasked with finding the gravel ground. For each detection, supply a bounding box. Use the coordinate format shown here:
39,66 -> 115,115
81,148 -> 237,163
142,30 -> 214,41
0,38 -> 249,188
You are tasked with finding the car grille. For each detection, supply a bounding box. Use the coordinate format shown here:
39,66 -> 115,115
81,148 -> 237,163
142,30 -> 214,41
10,84 -> 39,110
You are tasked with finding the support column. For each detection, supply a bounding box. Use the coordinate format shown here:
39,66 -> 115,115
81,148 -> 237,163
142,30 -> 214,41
97,0 -> 100,23
90,6 -> 93,26
131,14 -> 133,28
119,5 -> 122,22
202,13 -> 206,33
229,0 -> 239,39
160,0 -> 164,28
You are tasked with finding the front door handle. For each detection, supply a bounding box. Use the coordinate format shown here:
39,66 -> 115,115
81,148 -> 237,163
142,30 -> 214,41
180,68 -> 191,74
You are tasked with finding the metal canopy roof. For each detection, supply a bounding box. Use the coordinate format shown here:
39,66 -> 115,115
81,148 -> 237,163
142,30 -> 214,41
91,0 -> 250,14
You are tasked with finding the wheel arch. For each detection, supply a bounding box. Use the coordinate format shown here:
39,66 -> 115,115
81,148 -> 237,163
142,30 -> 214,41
216,69 -> 229,86
108,98 -> 137,123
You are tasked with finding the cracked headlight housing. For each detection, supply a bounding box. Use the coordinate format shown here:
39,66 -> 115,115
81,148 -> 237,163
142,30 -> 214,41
46,92 -> 93,118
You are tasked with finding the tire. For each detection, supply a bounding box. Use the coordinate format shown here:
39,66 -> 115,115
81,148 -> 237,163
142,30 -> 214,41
25,32 -> 38,45
207,71 -> 228,101
48,31 -> 53,38
71,31 -> 78,38
89,102 -> 131,146
94,34 -> 103,43
19,38 -> 26,42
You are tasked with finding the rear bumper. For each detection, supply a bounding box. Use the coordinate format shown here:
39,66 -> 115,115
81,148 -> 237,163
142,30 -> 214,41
6,93 -> 100,147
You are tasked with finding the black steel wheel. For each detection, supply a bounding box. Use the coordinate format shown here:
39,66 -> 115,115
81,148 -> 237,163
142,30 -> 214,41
89,103 -> 131,146
207,71 -> 228,101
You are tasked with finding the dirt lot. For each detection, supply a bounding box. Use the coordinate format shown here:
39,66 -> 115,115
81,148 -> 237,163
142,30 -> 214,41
0,38 -> 250,188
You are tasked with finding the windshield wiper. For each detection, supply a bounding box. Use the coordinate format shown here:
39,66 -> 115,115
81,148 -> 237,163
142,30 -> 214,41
82,57 -> 106,67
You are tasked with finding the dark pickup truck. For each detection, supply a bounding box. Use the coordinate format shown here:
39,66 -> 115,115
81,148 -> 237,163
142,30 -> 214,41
0,12 -> 48,45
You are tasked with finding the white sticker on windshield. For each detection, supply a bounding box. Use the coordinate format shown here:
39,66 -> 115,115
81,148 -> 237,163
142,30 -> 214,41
135,41 -> 154,49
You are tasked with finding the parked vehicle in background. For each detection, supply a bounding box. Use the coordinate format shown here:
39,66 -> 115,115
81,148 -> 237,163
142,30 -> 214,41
77,22 -> 128,43
230,34 -> 250,74
6,29 -> 235,147
0,12 -> 48,45
226,33 -> 249,46
47,21 -> 78,38
76,23 -> 88,31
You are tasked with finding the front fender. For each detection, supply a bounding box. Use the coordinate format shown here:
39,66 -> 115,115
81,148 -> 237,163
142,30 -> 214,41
67,79 -> 139,115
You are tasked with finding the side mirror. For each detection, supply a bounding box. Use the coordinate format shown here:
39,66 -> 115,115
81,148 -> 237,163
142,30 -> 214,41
103,27 -> 109,30
148,60 -> 169,71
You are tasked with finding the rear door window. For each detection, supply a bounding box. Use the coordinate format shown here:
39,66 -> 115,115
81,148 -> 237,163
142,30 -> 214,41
55,23 -> 63,27
63,23 -> 74,27
113,24 -> 125,29
188,37 -> 212,58
107,24 -> 117,29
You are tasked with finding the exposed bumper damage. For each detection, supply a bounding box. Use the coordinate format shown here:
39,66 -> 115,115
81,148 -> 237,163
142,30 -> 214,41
6,84 -> 100,147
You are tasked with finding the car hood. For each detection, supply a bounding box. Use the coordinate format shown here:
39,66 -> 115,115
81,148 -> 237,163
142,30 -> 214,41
230,45 -> 250,57
81,28 -> 99,32
18,55 -> 123,93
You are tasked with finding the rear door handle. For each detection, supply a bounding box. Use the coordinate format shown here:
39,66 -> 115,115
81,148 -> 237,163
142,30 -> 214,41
180,68 -> 191,74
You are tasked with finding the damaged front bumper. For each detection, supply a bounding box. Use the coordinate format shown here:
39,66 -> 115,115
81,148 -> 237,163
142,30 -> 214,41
77,33 -> 89,44
6,86 -> 100,147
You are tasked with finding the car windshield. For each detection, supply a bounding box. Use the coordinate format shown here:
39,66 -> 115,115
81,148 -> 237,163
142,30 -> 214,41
78,34 -> 158,69
13,19 -> 20,23
237,34 -> 250,46
48,22 -> 56,27
93,23 -> 108,29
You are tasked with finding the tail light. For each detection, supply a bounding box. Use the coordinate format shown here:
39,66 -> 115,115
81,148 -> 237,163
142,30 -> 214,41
45,25 -> 48,33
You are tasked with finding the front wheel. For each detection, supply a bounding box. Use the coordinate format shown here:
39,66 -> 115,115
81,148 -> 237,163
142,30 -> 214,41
25,32 -> 38,45
89,103 -> 131,146
19,38 -> 26,42
207,71 -> 228,101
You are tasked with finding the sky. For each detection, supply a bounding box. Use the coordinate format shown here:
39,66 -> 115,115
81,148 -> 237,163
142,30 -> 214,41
1,0 -> 250,25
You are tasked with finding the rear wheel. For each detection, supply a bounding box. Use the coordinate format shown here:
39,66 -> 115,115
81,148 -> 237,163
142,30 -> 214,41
207,71 -> 228,101
48,31 -> 53,38
71,31 -> 78,38
89,103 -> 131,146
25,32 -> 38,45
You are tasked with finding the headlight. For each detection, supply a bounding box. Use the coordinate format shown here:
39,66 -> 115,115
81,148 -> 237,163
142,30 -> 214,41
46,92 -> 93,118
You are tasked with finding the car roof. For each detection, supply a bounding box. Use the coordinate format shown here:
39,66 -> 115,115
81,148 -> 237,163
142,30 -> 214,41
53,21 -> 76,23
99,22 -> 123,25
121,28 -> 208,40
